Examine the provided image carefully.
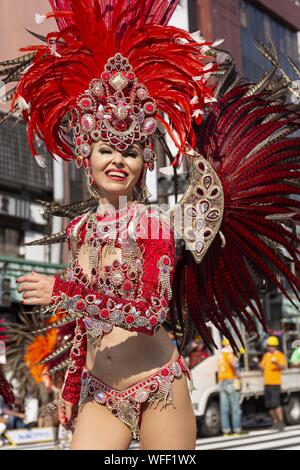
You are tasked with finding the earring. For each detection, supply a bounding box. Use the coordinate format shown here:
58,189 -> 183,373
86,169 -> 102,200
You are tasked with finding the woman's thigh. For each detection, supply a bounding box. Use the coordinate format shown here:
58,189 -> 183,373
139,375 -> 197,450
70,399 -> 132,450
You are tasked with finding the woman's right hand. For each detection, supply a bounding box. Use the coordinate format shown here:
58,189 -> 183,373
16,272 -> 55,306
58,399 -> 76,431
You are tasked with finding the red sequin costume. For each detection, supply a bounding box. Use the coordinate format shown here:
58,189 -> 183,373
51,203 -> 185,430
49,201 -> 194,438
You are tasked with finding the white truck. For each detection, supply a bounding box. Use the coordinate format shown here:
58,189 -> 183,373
190,323 -> 300,436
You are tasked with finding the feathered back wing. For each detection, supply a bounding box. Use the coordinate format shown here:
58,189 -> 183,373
170,45 -> 300,348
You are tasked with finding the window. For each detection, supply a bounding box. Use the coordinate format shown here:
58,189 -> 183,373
0,227 -> 23,257
240,0 -> 299,82
0,113 -> 53,193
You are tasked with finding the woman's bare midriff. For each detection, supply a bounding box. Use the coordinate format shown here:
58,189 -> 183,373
86,326 -> 179,390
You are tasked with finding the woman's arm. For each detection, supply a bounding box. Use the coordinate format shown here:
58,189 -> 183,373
61,316 -> 87,405
51,211 -> 176,333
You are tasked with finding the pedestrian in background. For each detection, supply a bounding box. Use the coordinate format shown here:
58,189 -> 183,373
259,336 -> 286,431
188,336 -> 209,369
217,338 -> 242,436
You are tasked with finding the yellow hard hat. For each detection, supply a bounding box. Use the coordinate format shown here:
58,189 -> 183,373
267,336 -> 279,347
222,338 -> 230,347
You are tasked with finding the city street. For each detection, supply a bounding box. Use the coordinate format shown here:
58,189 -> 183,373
1,425 -> 300,451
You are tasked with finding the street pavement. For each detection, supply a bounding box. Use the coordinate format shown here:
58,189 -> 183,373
1,425 -> 300,450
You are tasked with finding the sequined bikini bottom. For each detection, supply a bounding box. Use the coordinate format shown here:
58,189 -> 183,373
78,355 -> 193,440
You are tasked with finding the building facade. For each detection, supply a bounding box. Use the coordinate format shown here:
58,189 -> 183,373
195,0 -> 300,79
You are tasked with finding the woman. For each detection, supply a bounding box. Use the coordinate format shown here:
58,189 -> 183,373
4,0 -> 300,451
10,0 -> 217,449
17,138 -> 197,449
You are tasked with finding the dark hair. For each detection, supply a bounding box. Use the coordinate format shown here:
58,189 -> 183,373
164,240 -> 195,355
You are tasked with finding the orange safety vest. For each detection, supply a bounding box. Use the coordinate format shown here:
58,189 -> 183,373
217,350 -> 237,381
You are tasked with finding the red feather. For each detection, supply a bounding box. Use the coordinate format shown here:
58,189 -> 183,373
13,0 -> 215,161
185,70 -> 300,345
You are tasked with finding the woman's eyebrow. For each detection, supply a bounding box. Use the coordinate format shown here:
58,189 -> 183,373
128,145 -> 140,151
99,144 -> 112,149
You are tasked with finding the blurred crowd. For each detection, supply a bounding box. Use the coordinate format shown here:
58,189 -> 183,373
0,378 -> 70,448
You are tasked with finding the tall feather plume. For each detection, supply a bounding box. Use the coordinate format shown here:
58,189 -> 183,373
0,322 -> 15,405
0,365 -> 15,406
35,198 -> 96,218
9,0 -> 215,163
41,359 -> 71,376
24,231 -> 66,246
36,340 -> 73,365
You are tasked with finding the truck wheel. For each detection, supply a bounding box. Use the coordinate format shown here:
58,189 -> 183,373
200,401 -> 221,437
284,395 -> 300,425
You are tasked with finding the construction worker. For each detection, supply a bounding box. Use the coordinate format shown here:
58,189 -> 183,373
259,336 -> 286,431
217,338 -> 242,436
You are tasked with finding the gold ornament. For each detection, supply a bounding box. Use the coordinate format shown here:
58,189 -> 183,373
86,171 -> 102,200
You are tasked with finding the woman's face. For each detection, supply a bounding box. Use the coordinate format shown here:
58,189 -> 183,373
89,141 -> 144,198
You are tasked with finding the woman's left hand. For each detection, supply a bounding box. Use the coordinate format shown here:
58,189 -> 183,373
16,271 -> 55,306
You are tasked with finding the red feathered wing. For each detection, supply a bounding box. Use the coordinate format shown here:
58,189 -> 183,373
178,63 -> 300,347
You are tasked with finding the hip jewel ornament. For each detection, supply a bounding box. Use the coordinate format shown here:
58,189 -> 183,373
78,355 -> 192,440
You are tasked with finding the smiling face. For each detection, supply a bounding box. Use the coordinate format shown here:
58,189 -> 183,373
89,141 -> 144,200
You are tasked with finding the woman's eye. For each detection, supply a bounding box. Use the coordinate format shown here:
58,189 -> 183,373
99,148 -> 112,154
126,152 -> 138,158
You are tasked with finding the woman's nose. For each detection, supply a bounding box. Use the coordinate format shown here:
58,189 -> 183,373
112,151 -> 125,164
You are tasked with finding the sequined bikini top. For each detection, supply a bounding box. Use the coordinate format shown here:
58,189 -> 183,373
62,201 -> 175,337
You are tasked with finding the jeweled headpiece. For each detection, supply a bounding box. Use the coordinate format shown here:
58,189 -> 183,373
73,53 -> 157,170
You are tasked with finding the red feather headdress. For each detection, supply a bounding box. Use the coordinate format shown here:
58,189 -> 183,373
12,0 -> 216,170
